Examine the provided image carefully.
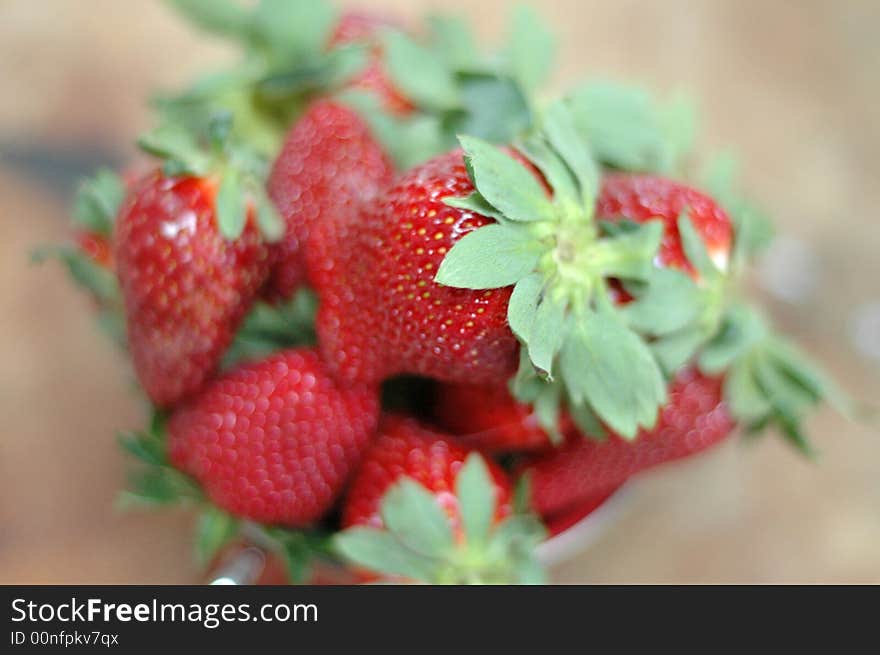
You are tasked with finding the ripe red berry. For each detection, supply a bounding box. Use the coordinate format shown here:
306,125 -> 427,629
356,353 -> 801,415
169,348 -> 380,526
522,367 -> 735,518
265,100 -> 394,301
115,170 -> 270,406
341,414 -> 512,531
311,149 -> 521,386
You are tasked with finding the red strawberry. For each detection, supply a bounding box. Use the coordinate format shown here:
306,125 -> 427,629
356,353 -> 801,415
330,12 -> 414,116
597,173 -> 733,276
521,367 -> 735,518
169,348 -> 379,526
335,415 -> 549,584
341,414 -> 512,530
265,99 -> 394,300
115,170 -> 270,406
432,380 -> 564,453
311,149 -> 524,387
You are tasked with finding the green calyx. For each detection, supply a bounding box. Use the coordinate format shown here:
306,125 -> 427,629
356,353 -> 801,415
697,303 -> 854,455
138,111 -> 284,242
340,6 -> 555,170
435,103 -> 668,439
222,289 -> 318,369
335,454 -> 547,584
620,211 -> 732,377
71,169 -> 125,237
561,80 -> 696,175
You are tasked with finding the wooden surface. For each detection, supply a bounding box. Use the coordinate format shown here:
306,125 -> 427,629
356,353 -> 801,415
0,0 -> 878,583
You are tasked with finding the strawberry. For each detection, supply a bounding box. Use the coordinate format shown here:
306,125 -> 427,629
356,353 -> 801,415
115,170 -> 271,406
330,12 -> 414,116
432,380 -> 564,453
336,415 -> 546,584
521,367 -> 735,518
431,172 -> 735,451
265,99 -> 394,300
168,348 -> 379,526
597,173 -> 732,277
340,414 -> 512,530
311,148 -> 522,388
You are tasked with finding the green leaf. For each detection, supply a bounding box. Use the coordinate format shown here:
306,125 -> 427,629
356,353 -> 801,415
427,14 -> 479,69
448,72 -> 533,145
167,0 -> 251,39
253,0 -> 338,64
443,192 -> 507,222
270,532 -> 315,584
215,168 -> 247,240
254,189 -> 285,242
333,528 -> 437,582
138,123 -> 211,175
513,474 -> 532,514
527,292 -> 568,375
458,135 -> 554,222
510,348 -> 545,402
339,90 -> 447,169
487,514 -> 547,583
117,431 -> 166,467
504,4 -> 555,92
622,268 -> 703,336
72,169 -> 124,235
652,325 -> 708,375
533,383 -> 563,444
566,81 -> 673,173
678,211 -> 716,277
594,219 -> 664,281
698,304 -> 767,374
380,479 -> 455,558
434,223 -> 540,289
542,101 -> 600,205
559,308 -> 666,439
507,273 -> 543,342
57,249 -> 120,304
384,31 -> 460,111
517,135 -> 578,205
569,400 -> 607,440
195,507 -> 238,568
725,356 -> 773,423
455,454 -> 495,545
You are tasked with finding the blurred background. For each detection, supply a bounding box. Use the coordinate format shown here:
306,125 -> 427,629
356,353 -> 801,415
1,0 -> 878,583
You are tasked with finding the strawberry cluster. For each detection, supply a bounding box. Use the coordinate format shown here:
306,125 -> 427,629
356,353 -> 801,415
53,1 -> 848,584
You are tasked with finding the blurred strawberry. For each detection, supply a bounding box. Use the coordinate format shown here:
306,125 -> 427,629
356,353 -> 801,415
336,416 -> 546,583
115,170 -> 270,406
265,99 -> 394,300
521,367 -> 735,517
330,11 -> 415,115
169,348 -> 379,526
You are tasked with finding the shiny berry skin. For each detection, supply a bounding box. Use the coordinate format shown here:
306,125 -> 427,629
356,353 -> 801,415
115,171 -> 270,407
597,174 -> 733,276
169,348 -> 380,526
341,415 -> 512,530
329,12 -> 414,116
311,149 -> 520,387
522,367 -> 736,518
265,100 -> 393,300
